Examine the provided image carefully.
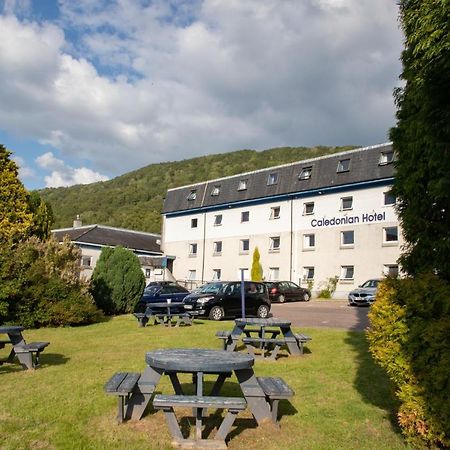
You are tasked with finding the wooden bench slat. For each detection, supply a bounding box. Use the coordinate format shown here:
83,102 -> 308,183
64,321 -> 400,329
14,341 -> 49,353
242,337 -> 286,345
257,377 -> 294,398
104,372 -> 128,393
293,333 -> 312,342
117,373 -> 141,393
153,394 -> 246,410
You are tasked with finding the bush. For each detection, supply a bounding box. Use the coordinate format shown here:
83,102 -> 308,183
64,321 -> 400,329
367,275 -> 450,448
0,237 -> 102,327
91,246 -> 145,314
318,276 -> 338,299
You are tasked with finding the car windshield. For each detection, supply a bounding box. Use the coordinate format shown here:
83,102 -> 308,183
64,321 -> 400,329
361,280 -> 379,288
197,283 -> 223,294
143,286 -> 161,294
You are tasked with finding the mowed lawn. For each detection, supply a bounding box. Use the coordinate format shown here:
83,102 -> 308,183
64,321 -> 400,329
0,315 -> 408,450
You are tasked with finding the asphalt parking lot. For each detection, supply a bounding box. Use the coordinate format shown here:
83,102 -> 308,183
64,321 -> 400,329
271,299 -> 370,331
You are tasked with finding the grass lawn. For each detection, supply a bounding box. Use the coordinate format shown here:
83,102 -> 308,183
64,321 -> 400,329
0,315 -> 408,450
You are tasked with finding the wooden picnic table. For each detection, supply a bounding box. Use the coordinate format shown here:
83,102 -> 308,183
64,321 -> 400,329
133,302 -> 192,327
218,317 -> 309,358
0,326 -> 49,370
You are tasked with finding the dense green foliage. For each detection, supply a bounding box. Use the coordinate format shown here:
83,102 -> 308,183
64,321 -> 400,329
251,246 -> 263,281
91,246 -> 145,314
39,145 -> 354,233
27,191 -> 54,240
367,276 -> 450,448
390,0 -> 450,281
0,236 -> 102,327
0,145 -> 34,242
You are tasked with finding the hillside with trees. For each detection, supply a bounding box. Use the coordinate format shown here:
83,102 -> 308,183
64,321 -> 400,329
39,145 -> 355,232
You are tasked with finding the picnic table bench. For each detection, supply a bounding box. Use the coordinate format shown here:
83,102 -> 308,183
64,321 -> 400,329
0,326 -> 49,370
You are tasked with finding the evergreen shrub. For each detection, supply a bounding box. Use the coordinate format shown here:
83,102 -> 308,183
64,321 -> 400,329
367,275 -> 450,448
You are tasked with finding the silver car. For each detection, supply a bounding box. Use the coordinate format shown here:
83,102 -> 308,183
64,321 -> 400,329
348,279 -> 381,306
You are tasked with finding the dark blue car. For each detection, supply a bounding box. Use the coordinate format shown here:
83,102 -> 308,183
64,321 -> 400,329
134,281 -> 190,313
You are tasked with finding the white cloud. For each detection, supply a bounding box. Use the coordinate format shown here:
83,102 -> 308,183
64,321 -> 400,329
36,151 -> 109,187
12,155 -> 35,179
0,1 -> 403,186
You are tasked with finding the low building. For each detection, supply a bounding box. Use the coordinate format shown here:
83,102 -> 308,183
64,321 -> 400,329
52,218 -> 174,283
161,143 -> 402,298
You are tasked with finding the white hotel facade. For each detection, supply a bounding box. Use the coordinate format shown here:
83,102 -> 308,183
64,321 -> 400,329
161,143 -> 402,298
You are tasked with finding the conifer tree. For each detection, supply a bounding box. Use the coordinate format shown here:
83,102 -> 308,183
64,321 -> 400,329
251,246 -> 263,281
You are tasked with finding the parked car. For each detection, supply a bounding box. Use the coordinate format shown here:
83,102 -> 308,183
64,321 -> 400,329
182,281 -> 271,321
134,281 -> 190,312
348,279 -> 381,306
264,281 -> 311,303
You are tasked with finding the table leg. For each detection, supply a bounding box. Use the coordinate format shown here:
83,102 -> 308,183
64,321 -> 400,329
168,372 -> 184,394
196,372 -> 203,440
281,327 -> 301,356
127,365 -> 162,420
227,324 -> 244,351
235,368 -> 272,424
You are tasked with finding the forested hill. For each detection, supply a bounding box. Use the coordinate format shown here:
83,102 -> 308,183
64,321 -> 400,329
40,145 -> 356,234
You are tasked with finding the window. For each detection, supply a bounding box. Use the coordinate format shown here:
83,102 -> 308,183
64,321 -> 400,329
341,196 -> 353,210
211,185 -> 221,196
212,269 -> 221,281
341,266 -> 354,280
269,267 -> 280,281
188,270 -> 197,280
267,172 -> 278,185
187,190 -> 197,201
189,243 -> 198,256
379,150 -> 395,165
341,230 -> 355,246
213,214 -> 222,226
240,239 -> 250,253
303,202 -> 314,215
191,218 -> 198,228
303,234 -> 315,249
213,241 -> 222,255
337,158 -> 351,173
303,267 -> 315,280
384,191 -> 396,205
384,226 -> 399,243
238,179 -> 248,191
241,211 -> 249,222
384,264 -> 399,277
81,256 -> 92,267
145,268 -> 151,278
299,166 -> 312,180
269,236 -> 280,252
270,206 -> 280,219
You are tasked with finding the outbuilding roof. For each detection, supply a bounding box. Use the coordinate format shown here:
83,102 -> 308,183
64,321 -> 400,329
52,225 -> 162,254
162,143 -> 395,215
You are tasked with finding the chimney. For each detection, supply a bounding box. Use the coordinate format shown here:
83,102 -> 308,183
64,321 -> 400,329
73,215 -> 82,228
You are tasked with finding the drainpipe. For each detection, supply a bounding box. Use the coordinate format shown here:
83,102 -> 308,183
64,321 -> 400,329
201,211 -> 206,283
289,197 -> 293,282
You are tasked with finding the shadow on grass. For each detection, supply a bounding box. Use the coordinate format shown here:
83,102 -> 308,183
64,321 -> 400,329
40,352 -> 70,368
345,325 -> 402,435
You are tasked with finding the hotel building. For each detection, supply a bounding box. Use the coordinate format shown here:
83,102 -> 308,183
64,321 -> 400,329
161,143 -> 402,298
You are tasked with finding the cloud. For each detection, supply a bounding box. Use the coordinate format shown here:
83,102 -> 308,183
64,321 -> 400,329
12,155 -> 35,179
36,151 -> 109,187
0,1 -> 403,186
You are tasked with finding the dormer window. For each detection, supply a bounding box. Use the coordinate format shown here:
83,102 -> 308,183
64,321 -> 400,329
187,190 -> 197,201
379,150 -> 395,165
211,185 -> 221,196
267,173 -> 278,185
238,179 -> 248,191
299,166 -> 312,180
337,159 -> 351,173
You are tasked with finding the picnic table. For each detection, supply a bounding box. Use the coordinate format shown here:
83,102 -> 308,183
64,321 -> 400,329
216,317 -> 311,359
0,326 -> 49,370
133,302 -> 192,327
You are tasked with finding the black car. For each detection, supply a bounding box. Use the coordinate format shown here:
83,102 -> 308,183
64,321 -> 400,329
264,281 -> 311,303
134,281 -> 190,313
182,281 -> 271,321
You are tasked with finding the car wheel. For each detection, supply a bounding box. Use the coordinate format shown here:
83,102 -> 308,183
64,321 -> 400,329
256,304 -> 270,318
278,294 -> 286,303
209,306 -> 224,321
303,292 -> 311,301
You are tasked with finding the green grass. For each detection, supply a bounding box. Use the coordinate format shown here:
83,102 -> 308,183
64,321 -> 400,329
0,316 -> 408,450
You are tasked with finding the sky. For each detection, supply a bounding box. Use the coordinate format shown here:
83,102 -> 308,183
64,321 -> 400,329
0,0 -> 403,190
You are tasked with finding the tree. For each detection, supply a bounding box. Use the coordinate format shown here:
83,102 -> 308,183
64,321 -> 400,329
27,191 -> 54,240
390,0 -> 450,281
0,145 -> 33,242
91,246 -> 145,314
251,247 -> 263,281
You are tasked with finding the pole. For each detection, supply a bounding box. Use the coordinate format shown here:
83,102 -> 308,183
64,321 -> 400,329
240,269 -> 246,318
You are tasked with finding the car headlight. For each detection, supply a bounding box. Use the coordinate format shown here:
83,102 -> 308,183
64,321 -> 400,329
197,296 -> 214,304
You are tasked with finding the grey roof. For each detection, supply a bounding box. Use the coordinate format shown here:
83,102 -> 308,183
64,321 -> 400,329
163,143 -> 395,214
52,225 -> 162,254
